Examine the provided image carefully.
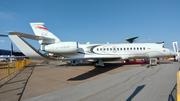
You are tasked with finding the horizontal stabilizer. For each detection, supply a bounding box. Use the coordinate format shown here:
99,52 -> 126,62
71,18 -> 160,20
9,32 -> 54,40
9,32 -> 55,44
0,34 -> 8,37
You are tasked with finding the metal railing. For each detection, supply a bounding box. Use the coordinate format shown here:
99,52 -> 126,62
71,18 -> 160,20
177,71 -> 180,101
0,58 -> 30,81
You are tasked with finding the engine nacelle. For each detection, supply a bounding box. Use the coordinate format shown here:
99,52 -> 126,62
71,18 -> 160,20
43,42 -> 78,54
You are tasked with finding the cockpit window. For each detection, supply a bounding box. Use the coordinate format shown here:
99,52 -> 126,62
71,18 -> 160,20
162,45 -> 166,48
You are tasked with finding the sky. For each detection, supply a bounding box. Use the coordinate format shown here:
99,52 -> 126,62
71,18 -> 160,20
0,0 -> 180,52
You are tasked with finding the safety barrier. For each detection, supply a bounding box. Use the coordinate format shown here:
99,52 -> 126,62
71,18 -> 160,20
0,58 -> 30,81
177,71 -> 180,101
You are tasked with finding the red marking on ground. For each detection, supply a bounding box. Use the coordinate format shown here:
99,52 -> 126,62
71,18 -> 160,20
124,61 -> 149,64
159,60 -> 175,62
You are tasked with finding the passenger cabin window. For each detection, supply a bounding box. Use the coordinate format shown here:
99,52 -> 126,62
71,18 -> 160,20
107,48 -> 109,51
127,48 -> 129,50
100,48 -> 102,51
134,48 -> 136,50
140,47 -> 142,50
110,48 -> 112,51
117,48 -> 119,51
104,48 -> 106,51
120,48 -> 122,50
137,48 -> 139,50
143,47 -> 145,50
124,48 -> 126,50
97,48 -> 99,51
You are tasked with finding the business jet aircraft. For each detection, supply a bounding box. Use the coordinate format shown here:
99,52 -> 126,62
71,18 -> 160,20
7,23 -> 176,66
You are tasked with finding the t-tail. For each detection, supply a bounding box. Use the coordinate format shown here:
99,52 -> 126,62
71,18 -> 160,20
30,23 -> 62,45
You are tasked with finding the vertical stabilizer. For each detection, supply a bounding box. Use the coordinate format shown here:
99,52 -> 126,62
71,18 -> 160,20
30,23 -> 61,44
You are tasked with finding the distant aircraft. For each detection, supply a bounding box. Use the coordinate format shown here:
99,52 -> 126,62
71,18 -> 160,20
6,23 -> 176,66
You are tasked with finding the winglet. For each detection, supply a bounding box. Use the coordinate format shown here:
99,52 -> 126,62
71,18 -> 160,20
8,35 -> 55,60
124,36 -> 139,43
172,42 -> 179,56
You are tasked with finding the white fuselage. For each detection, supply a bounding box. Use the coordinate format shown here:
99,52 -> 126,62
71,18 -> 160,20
61,43 -> 175,61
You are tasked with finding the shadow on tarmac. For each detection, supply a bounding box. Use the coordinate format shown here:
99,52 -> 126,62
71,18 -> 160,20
68,63 -> 124,81
126,85 -> 145,101
0,63 -> 36,101
168,84 -> 177,101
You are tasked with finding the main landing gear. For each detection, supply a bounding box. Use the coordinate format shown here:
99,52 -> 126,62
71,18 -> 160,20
94,59 -> 104,67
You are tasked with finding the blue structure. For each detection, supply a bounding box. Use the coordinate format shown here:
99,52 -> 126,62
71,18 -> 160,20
0,49 -> 24,56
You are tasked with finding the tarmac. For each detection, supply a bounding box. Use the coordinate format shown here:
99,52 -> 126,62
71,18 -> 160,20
0,61 -> 179,101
